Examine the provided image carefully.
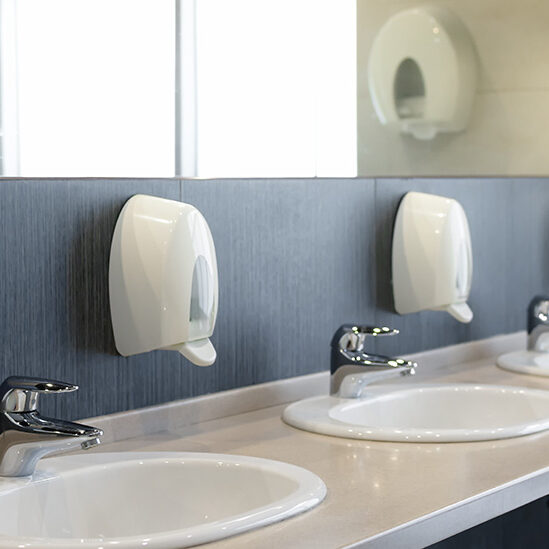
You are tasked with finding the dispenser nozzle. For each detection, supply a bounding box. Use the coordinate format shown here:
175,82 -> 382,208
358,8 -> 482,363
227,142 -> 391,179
177,338 -> 217,366
446,302 -> 473,323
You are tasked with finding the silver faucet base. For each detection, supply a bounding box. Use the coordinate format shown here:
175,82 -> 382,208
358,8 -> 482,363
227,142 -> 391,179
330,325 -> 417,398
335,365 -> 415,399
528,296 -> 549,352
0,377 -> 103,477
0,434 -> 101,477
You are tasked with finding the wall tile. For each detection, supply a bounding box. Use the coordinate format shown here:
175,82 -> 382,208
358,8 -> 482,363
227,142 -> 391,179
359,92 -> 549,177
0,179 -> 184,419
182,178 -> 377,396
0,176 -> 547,419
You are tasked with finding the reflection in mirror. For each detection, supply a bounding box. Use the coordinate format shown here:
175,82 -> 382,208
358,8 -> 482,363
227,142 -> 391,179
1,0 -> 548,178
0,0 -> 356,178
359,0 -> 549,176
1,0 -> 175,177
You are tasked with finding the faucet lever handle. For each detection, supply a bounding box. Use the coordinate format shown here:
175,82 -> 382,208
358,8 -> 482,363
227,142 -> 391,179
0,376 -> 78,413
333,325 -> 399,352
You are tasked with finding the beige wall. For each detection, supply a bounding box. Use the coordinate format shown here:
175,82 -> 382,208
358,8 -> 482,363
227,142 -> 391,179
357,0 -> 549,176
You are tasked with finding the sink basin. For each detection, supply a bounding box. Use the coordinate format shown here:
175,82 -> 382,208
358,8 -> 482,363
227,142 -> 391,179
0,452 -> 326,548
283,384 -> 549,442
497,350 -> 549,377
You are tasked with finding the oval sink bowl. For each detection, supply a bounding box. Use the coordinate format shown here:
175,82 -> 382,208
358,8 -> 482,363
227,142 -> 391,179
0,452 -> 326,548
283,384 -> 549,442
497,350 -> 549,377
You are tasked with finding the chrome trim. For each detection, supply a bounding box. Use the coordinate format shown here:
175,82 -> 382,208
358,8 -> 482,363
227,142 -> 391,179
0,376 -> 103,477
528,296 -> 549,352
330,325 -> 417,398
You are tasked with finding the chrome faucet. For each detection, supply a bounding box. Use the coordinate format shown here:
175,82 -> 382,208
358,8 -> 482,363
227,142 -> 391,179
0,376 -> 103,477
528,296 -> 549,352
330,325 -> 417,398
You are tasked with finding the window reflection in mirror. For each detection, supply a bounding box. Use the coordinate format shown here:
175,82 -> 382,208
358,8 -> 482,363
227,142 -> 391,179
0,0 -> 356,178
3,0 -> 175,177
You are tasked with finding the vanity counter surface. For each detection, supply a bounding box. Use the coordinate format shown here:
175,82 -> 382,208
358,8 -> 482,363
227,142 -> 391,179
86,348 -> 549,548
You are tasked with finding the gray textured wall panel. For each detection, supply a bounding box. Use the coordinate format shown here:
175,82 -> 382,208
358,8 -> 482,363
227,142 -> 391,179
183,178 -> 377,396
0,179 -> 184,419
372,178 -> 549,357
0,177 -> 548,419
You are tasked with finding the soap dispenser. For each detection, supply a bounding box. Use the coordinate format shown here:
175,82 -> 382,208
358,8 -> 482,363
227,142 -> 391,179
392,191 -> 473,322
109,194 -> 218,366
368,5 -> 477,140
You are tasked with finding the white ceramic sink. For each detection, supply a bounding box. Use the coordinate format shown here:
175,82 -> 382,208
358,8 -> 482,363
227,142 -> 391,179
0,452 -> 326,548
497,350 -> 549,377
283,384 -> 549,442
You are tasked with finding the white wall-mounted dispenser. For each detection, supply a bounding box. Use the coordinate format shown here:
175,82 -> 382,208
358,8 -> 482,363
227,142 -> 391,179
109,194 -> 218,366
368,5 -> 477,140
392,191 -> 473,323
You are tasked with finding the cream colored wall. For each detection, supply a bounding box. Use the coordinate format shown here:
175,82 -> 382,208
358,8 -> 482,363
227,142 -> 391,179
357,0 -> 549,176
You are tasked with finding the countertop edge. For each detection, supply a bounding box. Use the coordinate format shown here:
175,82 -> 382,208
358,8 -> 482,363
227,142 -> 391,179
350,467 -> 549,548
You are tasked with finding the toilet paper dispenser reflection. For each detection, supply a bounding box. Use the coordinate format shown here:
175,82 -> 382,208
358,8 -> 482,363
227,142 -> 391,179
368,6 -> 477,140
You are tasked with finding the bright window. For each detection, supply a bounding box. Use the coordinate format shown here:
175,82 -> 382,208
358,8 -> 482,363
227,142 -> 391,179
3,0 -> 356,177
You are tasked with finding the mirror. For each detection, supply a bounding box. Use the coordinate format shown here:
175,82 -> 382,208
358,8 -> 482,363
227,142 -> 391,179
0,0 -> 546,178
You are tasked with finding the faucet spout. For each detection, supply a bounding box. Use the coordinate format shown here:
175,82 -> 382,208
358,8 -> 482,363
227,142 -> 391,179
330,325 -> 417,398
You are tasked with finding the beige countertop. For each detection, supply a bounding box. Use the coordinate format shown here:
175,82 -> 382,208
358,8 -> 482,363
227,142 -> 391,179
91,348 -> 549,549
